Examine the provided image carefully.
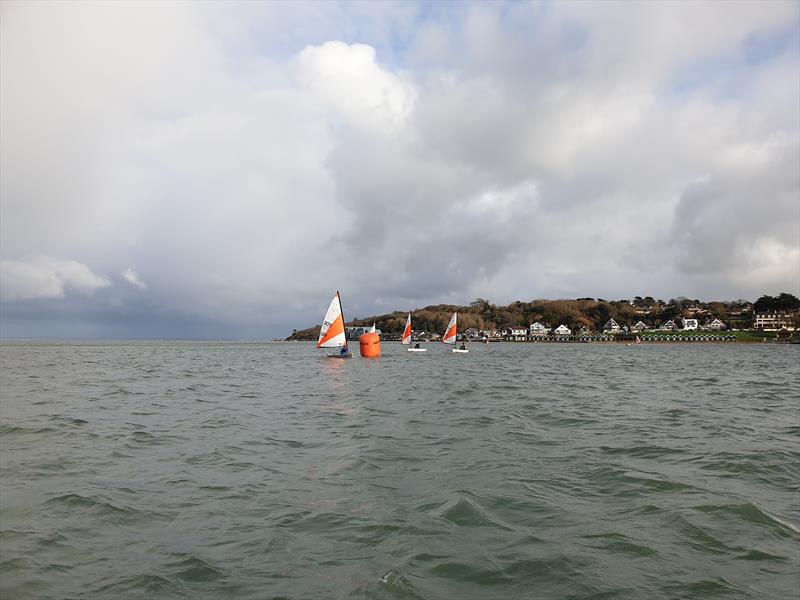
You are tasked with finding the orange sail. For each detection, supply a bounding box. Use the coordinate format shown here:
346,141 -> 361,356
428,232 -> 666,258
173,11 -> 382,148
442,312 -> 457,344
401,313 -> 412,345
317,292 -> 347,349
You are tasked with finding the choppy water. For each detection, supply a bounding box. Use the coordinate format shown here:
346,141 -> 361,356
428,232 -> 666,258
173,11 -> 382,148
1,341 -> 798,599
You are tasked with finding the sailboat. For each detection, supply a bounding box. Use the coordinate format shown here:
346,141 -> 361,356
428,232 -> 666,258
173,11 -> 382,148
317,291 -> 352,358
443,312 -> 468,353
402,313 -> 427,352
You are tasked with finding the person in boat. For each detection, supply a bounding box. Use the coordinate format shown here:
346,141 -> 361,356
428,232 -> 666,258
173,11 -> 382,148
414,343 -> 420,349
459,342 -> 466,350
340,346 -> 348,355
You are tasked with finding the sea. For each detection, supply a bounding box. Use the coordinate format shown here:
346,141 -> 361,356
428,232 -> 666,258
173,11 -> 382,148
0,341 -> 798,599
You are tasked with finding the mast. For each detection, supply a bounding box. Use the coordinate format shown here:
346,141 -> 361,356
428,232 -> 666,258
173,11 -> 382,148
337,290 -> 348,351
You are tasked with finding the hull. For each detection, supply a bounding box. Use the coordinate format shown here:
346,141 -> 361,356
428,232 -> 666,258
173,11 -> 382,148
452,349 -> 469,353
407,348 -> 427,352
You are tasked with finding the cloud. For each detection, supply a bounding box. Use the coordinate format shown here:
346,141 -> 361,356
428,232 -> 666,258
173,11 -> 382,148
120,268 -> 147,290
0,256 -> 110,300
1,1 -> 798,338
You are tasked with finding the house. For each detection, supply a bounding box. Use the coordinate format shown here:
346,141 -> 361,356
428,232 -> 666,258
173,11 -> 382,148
659,320 -> 677,331
464,328 -> 483,340
704,318 -> 725,331
553,324 -> 572,336
632,321 -> 647,332
754,311 -> 799,331
346,326 -> 382,341
504,326 -> 528,341
529,322 -> 550,337
603,318 -> 621,333
682,318 -> 699,331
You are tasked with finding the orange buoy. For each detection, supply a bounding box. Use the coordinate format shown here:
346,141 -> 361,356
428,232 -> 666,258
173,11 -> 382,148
359,332 -> 381,357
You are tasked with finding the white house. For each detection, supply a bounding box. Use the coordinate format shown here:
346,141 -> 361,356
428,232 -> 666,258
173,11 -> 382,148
704,318 -> 725,331
346,326 -> 382,340
529,322 -> 549,336
603,318 -> 621,333
682,318 -> 699,330
553,324 -> 572,336
754,311 -> 799,331
632,321 -> 647,332
504,326 -> 528,341
464,328 -> 483,340
659,320 -> 677,331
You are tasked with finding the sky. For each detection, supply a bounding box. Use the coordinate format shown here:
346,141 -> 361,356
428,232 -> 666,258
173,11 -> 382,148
1,0 -> 799,339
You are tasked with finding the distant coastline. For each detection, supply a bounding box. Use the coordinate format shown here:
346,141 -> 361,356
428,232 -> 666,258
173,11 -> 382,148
288,294 -> 800,344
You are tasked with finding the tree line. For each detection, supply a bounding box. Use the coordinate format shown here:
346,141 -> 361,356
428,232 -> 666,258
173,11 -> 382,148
287,293 -> 798,340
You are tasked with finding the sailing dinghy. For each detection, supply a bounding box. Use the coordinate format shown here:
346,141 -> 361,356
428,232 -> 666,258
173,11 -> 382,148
402,313 -> 427,352
443,312 -> 468,353
317,291 -> 352,358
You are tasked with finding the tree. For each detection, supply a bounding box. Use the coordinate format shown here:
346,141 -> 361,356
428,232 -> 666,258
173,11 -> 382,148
754,295 -> 777,312
777,293 -> 800,310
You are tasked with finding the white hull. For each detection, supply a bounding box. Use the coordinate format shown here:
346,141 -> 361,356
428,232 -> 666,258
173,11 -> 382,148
407,348 -> 427,352
452,348 -> 469,353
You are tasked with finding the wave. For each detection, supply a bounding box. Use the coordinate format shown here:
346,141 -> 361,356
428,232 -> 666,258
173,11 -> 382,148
693,502 -> 800,538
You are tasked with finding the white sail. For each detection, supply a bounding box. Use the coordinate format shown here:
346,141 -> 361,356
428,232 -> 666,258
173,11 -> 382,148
369,323 -> 376,333
442,312 -> 457,344
401,313 -> 412,345
317,293 -> 346,348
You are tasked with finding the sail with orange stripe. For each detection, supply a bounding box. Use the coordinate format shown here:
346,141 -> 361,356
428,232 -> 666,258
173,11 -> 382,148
401,313 -> 412,345
442,312 -> 457,344
317,292 -> 347,349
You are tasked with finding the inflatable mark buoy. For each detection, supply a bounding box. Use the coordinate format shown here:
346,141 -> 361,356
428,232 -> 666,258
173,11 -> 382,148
359,332 -> 381,357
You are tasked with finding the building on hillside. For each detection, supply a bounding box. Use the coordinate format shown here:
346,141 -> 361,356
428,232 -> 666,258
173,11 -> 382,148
704,318 -> 725,331
553,324 -> 572,336
632,321 -> 647,332
504,326 -> 528,341
603,318 -> 621,333
346,326 -> 382,340
464,328 -> 483,340
754,311 -> 799,331
682,318 -> 699,331
659,320 -> 677,331
529,322 -> 550,337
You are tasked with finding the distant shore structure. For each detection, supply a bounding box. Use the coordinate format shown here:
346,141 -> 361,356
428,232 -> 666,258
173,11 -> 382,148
289,294 -> 800,344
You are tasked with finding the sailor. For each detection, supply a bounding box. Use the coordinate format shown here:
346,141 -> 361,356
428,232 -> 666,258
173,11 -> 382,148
459,342 -> 466,350
414,343 -> 420,349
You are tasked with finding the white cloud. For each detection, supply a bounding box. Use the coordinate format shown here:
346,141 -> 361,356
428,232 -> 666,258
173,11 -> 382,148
0,1 -> 798,337
0,256 -> 110,300
295,41 -> 415,132
120,268 -> 146,290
